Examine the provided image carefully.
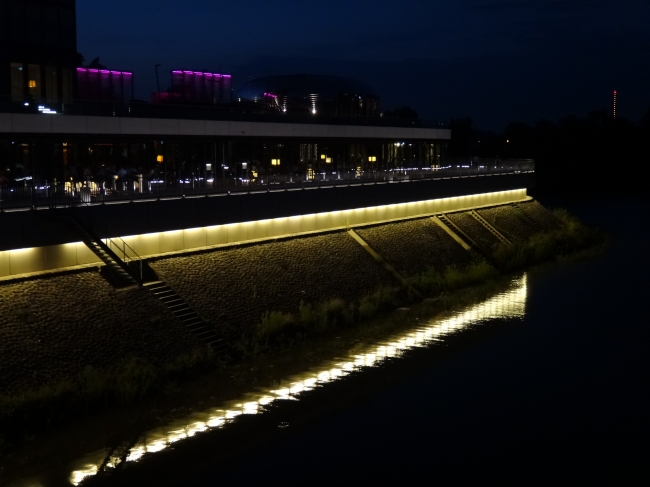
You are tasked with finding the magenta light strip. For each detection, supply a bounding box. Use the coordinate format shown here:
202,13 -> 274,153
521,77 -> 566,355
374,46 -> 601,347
173,70 -> 231,78
77,67 -> 131,76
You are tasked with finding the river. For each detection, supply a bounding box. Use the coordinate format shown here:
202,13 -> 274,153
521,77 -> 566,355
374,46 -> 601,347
4,197 -> 649,486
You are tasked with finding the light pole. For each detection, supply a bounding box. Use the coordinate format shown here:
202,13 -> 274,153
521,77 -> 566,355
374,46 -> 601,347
155,64 -> 162,96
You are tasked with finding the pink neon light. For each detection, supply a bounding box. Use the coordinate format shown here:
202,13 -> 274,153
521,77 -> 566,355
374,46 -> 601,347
89,69 -> 99,73
123,72 -> 133,76
172,70 -> 231,79
111,71 -> 121,75
100,70 -> 110,74
77,67 -> 87,72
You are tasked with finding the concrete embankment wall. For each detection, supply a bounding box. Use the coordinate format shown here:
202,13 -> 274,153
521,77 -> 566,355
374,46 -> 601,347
0,188 -> 527,280
0,199 -> 560,396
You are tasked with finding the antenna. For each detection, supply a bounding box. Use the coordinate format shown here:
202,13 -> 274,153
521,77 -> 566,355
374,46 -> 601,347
612,90 -> 617,120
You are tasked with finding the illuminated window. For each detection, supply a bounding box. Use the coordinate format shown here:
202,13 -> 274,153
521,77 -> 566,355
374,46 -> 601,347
321,154 -> 326,160
157,155 -> 164,163
29,80 -> 37,88
368,156 -> 377,162
326,157 -> 332,164
271,159 -> 280,166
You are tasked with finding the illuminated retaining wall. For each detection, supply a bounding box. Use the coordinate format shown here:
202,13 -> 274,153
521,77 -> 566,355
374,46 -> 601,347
0,189 -> 527,279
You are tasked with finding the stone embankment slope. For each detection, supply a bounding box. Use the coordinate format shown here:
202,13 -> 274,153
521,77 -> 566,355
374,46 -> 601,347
149,232 -> 396,342
0,271 -> 200,396
0,200 -> 562,396
354,218 -> 472,278
476,206 -> 540,242
518,200 -> 562,229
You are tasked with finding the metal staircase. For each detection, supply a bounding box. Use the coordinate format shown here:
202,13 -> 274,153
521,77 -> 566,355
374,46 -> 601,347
144,281 -> 231,359
470,210 -> 512,246
65,216 -> 140,287
511,203 -> 542,230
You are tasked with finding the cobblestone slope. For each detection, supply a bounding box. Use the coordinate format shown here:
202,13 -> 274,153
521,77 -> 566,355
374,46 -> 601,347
519,200 -> 561,229
0,270 -> 199,396
355,219 -> 472,278
149,232 -> 395,341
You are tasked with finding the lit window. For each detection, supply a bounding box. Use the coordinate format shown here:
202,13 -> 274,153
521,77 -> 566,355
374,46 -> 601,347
29,80 -> 37,88
271,159 -> 281,166
157,155 -> 164,163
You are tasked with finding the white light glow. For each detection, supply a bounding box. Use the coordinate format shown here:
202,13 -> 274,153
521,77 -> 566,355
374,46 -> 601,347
67,275 -> 527,483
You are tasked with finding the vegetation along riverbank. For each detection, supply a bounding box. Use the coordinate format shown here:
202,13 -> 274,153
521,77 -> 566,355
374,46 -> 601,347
0,199 -> 606,453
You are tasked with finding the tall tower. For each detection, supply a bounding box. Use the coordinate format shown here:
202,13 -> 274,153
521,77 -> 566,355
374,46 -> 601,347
612,90 -> 617,120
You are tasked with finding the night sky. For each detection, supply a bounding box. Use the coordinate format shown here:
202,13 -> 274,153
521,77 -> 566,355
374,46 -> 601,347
77,0 -> 650,130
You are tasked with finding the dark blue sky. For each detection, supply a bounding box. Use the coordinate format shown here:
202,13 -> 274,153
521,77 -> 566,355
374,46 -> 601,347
77,0 -> 650,130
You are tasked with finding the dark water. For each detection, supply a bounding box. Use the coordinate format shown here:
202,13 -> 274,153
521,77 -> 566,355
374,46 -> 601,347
8,198 -> 650,486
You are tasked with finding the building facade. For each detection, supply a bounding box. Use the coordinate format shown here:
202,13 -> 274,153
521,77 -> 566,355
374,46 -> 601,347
0,0 -> 77,108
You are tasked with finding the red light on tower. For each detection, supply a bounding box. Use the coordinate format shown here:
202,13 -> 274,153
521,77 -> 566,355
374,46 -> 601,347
613,90 -> 617,120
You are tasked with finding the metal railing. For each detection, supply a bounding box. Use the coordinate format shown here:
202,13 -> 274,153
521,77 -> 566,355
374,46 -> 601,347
106,236 -> 144,282
0,159 -> 534,212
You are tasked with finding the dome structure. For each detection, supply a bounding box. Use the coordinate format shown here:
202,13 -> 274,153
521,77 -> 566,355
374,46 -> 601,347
237,74 -> 380,117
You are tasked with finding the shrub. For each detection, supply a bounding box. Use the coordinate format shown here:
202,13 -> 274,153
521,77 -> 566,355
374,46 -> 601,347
411,260 -> 497,297
493,208 -> 605,272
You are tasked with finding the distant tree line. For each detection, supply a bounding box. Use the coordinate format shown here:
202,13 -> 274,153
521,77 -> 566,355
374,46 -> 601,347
448,109 -> 650,197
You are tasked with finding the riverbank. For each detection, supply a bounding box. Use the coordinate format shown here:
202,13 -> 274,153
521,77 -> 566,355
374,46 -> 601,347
0,199 -> 605,456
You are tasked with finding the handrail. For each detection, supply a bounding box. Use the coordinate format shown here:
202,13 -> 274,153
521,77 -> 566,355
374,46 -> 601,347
106,236 -> 143,282
68,198 -> 145,282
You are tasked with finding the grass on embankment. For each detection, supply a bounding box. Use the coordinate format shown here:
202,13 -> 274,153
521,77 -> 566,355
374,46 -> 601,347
243,208 -> 606,351
493,208 -> 607,272
0,348 -> 221,450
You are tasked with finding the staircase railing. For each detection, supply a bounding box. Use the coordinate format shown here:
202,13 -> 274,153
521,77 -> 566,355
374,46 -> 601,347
106,237 -> 144,282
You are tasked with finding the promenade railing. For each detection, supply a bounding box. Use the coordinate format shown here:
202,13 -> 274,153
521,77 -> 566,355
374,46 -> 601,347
0,159 -> 534,212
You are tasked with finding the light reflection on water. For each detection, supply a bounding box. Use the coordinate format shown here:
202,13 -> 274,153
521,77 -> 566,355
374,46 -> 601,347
66,274 -> 527,485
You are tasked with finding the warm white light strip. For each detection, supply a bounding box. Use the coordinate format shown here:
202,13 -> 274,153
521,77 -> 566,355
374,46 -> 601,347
120,189 -> 528,260
68,275 -> 527,484
0,189 -> 528,279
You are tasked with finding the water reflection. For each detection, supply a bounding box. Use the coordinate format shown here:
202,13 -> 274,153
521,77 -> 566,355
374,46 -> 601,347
68,274 -> 527,485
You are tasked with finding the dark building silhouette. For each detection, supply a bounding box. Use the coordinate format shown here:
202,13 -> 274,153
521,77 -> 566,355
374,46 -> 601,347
237,74 -> 381,118
0,0 -> 77,107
